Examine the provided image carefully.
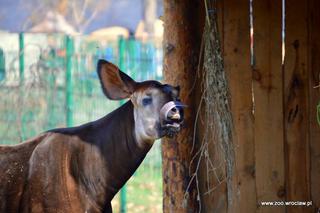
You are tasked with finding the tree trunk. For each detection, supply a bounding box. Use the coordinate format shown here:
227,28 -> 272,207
162,0 -> 204,212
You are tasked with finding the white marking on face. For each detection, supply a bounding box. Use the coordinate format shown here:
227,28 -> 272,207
131,88 -> 166,146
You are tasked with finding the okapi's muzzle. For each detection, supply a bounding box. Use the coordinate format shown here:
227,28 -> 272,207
160,101 -> 186,138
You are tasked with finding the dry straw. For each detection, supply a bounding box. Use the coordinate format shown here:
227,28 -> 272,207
185,0 -> 235,211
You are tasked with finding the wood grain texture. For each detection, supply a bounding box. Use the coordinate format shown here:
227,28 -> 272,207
285,0 -> 311,212
252,1 -> 285,213
223,0 -> 257,212
162,1 -> 204,212
308,0 -> 320,210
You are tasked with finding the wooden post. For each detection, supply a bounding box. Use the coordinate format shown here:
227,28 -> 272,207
308,0 -> 320,210
284,0 -> 311,212
162,0 -> 204,212
223,0 -> 256,212
252,1 -> 285,213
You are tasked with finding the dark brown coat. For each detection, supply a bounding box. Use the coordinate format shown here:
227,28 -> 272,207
0,101 -> 152,213
0,60 -> 184,213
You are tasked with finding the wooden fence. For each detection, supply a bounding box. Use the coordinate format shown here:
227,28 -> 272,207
219,0 -> 320,212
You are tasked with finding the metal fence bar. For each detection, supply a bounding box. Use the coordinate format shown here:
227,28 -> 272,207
0,48 -> 5,81
118,35 -> 127,213
128,36 -> 138,80
66,35 -> 74,127
19,33 -> 24,83
18,32 -> 26,141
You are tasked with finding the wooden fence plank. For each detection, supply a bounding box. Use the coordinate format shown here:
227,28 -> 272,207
252,1 -> 285,213
223,0 -> 257,212
285,0 -> 311,212
308,0 -> 320,210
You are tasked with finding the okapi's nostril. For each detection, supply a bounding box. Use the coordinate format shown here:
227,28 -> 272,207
171,107 -> 178,113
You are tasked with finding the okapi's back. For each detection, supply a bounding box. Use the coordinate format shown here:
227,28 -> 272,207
0,134 -> 47,212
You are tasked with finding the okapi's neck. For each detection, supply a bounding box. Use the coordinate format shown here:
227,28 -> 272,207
98,100 -> 153,188
70,101 -> 153,207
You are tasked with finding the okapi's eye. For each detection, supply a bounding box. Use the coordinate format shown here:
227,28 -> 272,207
142,97 -> 152,106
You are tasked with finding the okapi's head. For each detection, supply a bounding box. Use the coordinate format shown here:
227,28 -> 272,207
97,59 -> 185,143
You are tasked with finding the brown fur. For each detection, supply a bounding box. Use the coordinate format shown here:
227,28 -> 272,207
0,102 -> 151,213
0,60 -> 182,213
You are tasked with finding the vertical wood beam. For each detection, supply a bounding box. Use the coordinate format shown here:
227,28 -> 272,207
223,0 -> 256,212
252,1 -> 285,212
308,0 -> 320,210
285,0 -> 311,212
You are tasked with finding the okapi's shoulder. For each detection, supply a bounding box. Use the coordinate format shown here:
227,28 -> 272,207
48,121 -> 95,137
47,114 -> 115,144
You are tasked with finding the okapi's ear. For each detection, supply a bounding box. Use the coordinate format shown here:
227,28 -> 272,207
97,59 -> 137,100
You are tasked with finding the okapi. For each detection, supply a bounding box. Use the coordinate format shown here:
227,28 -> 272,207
0,60 -> 185,213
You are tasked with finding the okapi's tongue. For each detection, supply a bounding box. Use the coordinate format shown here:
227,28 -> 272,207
160,101 -> 187,123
